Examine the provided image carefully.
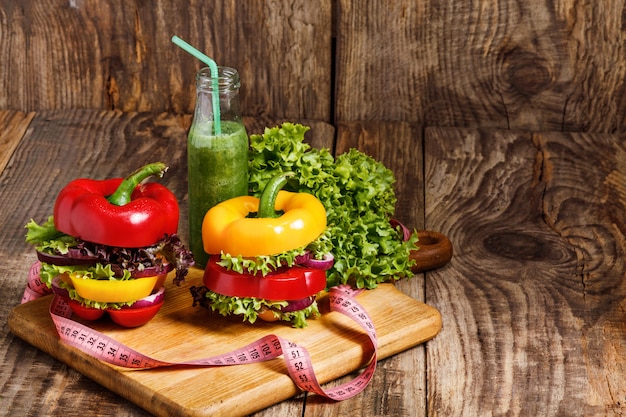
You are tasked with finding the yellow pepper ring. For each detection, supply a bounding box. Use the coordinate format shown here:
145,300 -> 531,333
70,274 -> 159,303
202,190 -> 327,257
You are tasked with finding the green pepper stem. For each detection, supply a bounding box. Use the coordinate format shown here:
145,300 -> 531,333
107,162 -> 168,206
257,172 -> 295,218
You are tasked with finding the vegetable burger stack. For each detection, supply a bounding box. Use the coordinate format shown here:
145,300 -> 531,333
25,162 -> 194,327
190,172 -> 333,328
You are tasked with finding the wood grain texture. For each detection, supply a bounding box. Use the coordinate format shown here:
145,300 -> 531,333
0,0 -> 332,120
422,127 -> 626,415
303,121 -> 427,417
335,0 -> 626,133
5,0 -> 626,132
0,110 -> 334,417
0,110 -> 34,172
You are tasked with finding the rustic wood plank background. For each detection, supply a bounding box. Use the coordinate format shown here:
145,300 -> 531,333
335,0 -> 626,132
422,127 -> 626,415
0,0 -> 332,120
4,1 -> 626,132
0,110 -> 34,172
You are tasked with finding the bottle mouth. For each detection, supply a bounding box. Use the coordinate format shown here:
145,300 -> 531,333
196,66 -> 240,91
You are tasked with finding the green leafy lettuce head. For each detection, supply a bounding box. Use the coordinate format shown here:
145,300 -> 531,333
248,123 -> 418,289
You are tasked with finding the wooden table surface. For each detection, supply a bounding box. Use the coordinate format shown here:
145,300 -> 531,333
1,109 -> 625,416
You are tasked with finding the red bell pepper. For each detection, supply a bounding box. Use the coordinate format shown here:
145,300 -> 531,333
53,162 -> 179,248
203,256 -> 327,301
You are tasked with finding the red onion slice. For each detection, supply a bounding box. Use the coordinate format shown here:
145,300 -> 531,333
280,295 -> 316,312
37,250 -> 99,266
125,286 -> 166,309
301,252 -> 334,270
294,251 -> 311,265
50,276 -> 70,299
390,218 -> 412,242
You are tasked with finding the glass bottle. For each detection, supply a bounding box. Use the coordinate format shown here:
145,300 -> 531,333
187,66 -> 249,268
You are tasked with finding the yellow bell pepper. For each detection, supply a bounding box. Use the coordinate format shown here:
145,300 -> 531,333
69,273 -> 159,303
202,174 -> 327,257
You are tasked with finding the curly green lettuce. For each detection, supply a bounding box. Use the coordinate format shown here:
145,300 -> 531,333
25,216 -> 194,296
217,228 -> 333,276
190,286 -> 319,329
248,123 -> 418,289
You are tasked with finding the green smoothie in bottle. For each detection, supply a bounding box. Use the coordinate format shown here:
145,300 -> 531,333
187,67 -> 248,267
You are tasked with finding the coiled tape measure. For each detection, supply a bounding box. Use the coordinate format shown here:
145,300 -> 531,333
23,261 -> 377,400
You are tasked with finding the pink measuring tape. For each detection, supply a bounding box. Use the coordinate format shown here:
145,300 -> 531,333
23,261 -> 378,401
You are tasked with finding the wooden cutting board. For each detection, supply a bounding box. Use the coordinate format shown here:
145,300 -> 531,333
8,267 -> 442,417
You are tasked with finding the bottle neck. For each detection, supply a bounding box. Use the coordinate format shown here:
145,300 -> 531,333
193,66 -> 243,127
196,66 -> 241,93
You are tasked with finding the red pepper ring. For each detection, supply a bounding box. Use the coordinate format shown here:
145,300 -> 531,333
107,301 -> 165,328
67,298 -> 165,328
203,256 -> 327,301
54,177 -> 179,248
